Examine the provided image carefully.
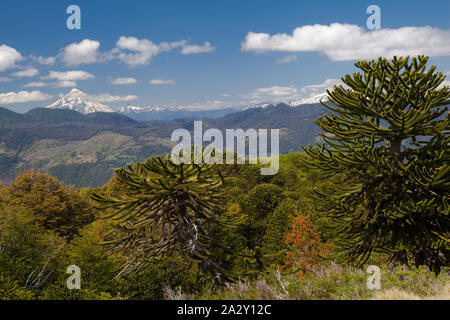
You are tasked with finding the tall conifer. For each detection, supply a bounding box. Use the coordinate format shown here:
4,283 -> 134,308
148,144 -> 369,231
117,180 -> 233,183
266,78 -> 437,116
302,56 -> 449,273
92,151 -> 235,281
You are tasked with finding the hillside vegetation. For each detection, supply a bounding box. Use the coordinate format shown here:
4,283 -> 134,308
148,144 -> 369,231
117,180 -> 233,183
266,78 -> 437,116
0,103 -> 325,187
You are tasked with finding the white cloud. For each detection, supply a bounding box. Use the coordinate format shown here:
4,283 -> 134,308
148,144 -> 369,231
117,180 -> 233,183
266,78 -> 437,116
241,23 -> 450,61
298,78 -> 350,98
30,55 -> 56,65
23,81 -> 48,88
11,68 -> 39,78
241,79 -> 347,104
166,40 -> 187,50
51,37 -> 216,68
0,45 -> 22,71
62,39 -> 102,66
276,55 -> 298,64
165,99 -> 237,111
245,86 -> 298,99
42,70 -> 94,88
112,37 -> 215,66
0,90 -> 52,104
301,78 -> 344,95
114,36 -> 161,67
111,77 -> 137,85
0,76 -> 12,82
54,80 -> 78,88
89,93 -> 138,102
181,42 -> 215,54
149,79 -> 175,85
43,70 -> 94,81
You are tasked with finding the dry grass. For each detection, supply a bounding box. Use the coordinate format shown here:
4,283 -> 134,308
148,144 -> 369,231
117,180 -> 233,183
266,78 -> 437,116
163,264 -> 450,300
372,283 -> 450,300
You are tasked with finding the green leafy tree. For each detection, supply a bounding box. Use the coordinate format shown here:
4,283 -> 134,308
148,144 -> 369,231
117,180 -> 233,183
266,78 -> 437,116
0,206 -> 65,291
64,220 -> 121,291
91,154 -> 235,282
302,56 -> 449,273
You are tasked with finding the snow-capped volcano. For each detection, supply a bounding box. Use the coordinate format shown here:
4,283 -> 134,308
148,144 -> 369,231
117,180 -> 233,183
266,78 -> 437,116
46,88 -> 114,114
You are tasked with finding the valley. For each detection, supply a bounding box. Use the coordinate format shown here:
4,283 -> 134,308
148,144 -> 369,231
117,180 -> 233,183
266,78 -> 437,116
0,102 -> 326,187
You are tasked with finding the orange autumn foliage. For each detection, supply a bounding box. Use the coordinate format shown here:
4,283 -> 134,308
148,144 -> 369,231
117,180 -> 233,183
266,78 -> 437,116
284,211 -> 333,278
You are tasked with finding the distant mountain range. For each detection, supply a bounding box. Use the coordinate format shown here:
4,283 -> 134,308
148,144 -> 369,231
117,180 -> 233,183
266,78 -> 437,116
0,101 -> 328,187
118,105 -> 240,121
44,88 -> 329,121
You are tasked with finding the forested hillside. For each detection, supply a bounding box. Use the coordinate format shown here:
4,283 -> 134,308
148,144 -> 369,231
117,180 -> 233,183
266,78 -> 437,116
0,103 -> 325,187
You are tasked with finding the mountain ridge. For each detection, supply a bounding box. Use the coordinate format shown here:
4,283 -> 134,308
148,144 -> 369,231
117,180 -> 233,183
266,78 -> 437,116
41,88 -> 329,121
0,102 -> 327,187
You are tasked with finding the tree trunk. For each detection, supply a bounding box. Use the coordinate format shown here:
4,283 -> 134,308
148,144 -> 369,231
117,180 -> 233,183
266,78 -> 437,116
390,139 -> 402,157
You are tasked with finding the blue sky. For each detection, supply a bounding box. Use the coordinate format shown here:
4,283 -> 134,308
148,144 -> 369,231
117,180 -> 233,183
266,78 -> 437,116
1,0 -> 449,113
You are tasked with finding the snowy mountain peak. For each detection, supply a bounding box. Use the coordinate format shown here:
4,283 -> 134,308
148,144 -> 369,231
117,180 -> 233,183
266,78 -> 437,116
119,105 -> 166,113
46,89 -> 113,114
283,92 -> 329,107
69,88 -> 82,94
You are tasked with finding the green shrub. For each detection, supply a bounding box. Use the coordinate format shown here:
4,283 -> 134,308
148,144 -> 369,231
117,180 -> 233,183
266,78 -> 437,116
0,206 -> 65,291
0,274 -> 34,300
39,282 -> 114,300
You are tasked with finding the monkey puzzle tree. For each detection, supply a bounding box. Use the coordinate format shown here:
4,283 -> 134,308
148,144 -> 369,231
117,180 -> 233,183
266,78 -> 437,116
302,56 -> 449,273
91,152 -> 236,282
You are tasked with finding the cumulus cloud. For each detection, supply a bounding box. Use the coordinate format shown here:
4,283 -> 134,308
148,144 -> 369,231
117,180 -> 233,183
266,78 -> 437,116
112,37 -> 215,66
39,37 -> 216,68
0,45 -> 22,71
42,70 -> 94,88
30,55 -> 56,65
301,78 -> 345,96
54,80 -> 77,88
276,55 -> 298,64
0,76 -> 12,82
23,81 -> 48,88
181,42 -> 215,54
89,93 -> 138,102
43,70 -> 95,81
245,86 -> 298,99
111,77 -> 137,85
11,68 -> 39,78
149,79 -> 175,85
113,36 -> 161,67
0,90 -> 52,104
241,23 -> 450,61
62,39 -> 102,66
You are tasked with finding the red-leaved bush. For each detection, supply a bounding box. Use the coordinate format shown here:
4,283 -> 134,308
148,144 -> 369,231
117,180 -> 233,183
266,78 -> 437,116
284,211 -> 333,278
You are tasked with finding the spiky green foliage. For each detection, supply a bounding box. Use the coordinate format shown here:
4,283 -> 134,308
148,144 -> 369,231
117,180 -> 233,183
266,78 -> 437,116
91,152 -> 236,281
302,56 -> 449,273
